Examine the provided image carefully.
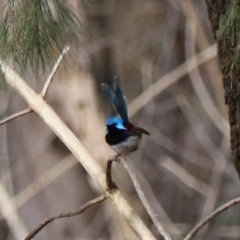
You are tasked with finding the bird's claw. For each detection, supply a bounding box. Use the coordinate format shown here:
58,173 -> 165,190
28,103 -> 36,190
107,181 -> 119,191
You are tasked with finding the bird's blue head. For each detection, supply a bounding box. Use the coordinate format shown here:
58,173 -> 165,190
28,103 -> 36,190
106,117 -> 126,130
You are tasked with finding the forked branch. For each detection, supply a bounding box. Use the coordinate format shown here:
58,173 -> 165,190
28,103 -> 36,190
0,45 -> 69,126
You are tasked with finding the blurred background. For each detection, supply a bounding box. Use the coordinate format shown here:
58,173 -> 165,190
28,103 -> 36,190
0,0 -> 239,239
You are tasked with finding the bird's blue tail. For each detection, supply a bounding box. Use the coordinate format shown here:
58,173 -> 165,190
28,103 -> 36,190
101,76 -> 129,121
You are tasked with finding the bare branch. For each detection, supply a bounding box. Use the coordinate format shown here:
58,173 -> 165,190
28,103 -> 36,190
0,57 -> 156,240
41,45 -> 70,98
122,158 -> 172,240
24,195 -> 107,240
0,108 -> 32,126
184,197 -> 240,240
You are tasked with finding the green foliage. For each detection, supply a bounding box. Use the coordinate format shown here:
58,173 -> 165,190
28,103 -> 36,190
0,0 -> 83,74
217,0 -> 240,78
217,0 -> 237,36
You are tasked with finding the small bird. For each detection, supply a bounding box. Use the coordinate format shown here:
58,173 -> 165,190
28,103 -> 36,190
101,76 -> 150,156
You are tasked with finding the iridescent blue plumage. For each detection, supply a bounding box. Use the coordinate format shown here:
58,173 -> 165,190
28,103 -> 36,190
101,77 -> 149,155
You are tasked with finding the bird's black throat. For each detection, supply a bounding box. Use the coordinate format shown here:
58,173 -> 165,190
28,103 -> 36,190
105,126 -> 129,145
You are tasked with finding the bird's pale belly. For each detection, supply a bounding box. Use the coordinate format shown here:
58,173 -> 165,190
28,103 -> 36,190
111,135 -> 142,155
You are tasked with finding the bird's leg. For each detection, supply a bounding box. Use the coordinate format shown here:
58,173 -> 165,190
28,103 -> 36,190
106,155 -> 119,190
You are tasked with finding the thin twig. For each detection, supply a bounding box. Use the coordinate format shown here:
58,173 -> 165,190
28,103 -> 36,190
24,195 -> 107,240
122,158 -> 172,240
41,45 -> 70,98
0,108 -> 32,126
184,197 -> 240,240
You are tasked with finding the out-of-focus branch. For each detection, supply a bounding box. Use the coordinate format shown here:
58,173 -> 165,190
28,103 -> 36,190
0,181 -> 28,239
13,155 -> 76,209
0,56 -> 156,240
184,196 -> 240,240
181,0 -> 224,106
128,44 -> 216,117
161,156 -> 209,196
24,195 -> 107,240
185,20 -> 229,139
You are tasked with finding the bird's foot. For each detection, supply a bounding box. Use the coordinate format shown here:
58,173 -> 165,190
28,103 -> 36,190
107,180 -> 118,191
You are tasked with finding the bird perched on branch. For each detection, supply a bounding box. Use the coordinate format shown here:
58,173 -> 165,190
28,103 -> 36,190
101,76 -> 150,156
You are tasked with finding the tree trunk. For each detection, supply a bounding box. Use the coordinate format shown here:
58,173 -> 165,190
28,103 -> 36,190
206,1 -> 240,178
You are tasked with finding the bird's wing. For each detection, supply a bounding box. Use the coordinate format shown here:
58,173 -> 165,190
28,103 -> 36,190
101,76 -> 129,121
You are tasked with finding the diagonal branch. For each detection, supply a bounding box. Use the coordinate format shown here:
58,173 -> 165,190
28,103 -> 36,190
0,57 -> 157,240
24,195 -> 107,240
